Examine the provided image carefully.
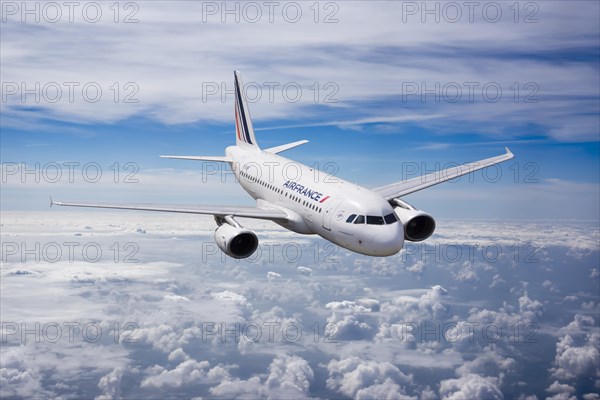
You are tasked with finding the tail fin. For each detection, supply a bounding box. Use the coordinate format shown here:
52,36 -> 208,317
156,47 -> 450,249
234,71 -> 260,150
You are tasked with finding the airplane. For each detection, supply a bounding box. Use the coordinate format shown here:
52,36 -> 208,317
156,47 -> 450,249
52,71 -> 515,258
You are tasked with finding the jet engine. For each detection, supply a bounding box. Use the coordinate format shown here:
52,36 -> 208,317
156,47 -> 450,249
392,199 -> 436,242
213,217 -> 259,259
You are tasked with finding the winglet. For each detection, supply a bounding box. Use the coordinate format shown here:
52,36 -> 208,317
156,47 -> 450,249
505,147 -> 514,157
50,197 -> 64,207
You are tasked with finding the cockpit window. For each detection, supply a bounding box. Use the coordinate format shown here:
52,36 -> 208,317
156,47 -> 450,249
384,213 -> 398,224
366,215 -> 385,225
349,214 -> 397,225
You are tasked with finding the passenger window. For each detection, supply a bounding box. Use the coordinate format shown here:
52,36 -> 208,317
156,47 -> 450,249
366,215 -> 385,225
384,213 -> 398,224
346,214 -> 357,223
354,215 -> 365,224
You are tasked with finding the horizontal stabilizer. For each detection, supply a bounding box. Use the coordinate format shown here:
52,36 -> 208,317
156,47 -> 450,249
263,140 -> 309,154
160,155 -> 232,162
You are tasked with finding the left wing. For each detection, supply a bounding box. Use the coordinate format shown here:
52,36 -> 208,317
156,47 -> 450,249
373,147 -> 514,200
50,200 -> 289,221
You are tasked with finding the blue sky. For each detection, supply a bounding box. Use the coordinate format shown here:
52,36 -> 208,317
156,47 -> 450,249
1,1 -> 599,219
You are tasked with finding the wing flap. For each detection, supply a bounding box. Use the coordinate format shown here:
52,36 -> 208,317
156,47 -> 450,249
373,147 -> 514,200
51,200 -> 288,221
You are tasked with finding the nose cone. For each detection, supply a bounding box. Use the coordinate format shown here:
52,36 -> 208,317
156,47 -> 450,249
368,222 -> 405,256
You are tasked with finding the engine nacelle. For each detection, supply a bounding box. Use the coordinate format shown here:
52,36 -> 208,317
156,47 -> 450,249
393,199 -> 436,242
214,222 -> 259,259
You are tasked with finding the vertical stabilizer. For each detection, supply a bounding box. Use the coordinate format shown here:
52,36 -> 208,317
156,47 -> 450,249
234,71 -> 260,150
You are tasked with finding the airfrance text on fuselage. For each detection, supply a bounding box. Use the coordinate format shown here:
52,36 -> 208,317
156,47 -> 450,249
282,180 -> 329,203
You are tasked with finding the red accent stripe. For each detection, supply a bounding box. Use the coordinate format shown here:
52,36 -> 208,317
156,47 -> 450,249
235,105 -> 242,141
319,195 -> 330,203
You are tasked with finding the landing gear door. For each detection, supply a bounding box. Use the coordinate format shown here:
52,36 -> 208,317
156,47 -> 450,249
322,197 -> 344,231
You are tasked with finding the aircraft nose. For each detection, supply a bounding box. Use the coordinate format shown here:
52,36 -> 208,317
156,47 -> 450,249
371,223 -> 404,256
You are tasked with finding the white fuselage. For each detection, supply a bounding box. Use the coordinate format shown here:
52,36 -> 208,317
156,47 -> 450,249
226,146 -> 404,256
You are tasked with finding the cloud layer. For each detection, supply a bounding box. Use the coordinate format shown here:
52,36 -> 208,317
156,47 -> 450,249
1,212 -> 598,398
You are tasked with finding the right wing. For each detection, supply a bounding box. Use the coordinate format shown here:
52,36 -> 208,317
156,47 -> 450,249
373,147 -> 514,200
50,200 -> 288,221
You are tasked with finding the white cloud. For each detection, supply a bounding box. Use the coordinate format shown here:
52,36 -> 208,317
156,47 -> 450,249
326,357 -> 413,398
546,380 -> 575,394
1,211 -> 599,398
543,280 -> 559,293
296,266 -> 312,275
167,348 -> 189,363
583,393 -> 600,400
140,359 -> 226,388
439,373 -> 502,400
209,354 -> 314,399
559,314 -> 596,335
0,343 -> 130,399
455,347 -> 515,380
550,333 -> 600,381
355,379 -> 417,400
265,354 -> 314,397
582,301 -> 597,310
546,394 -> 577,400
490,274 -> 506,288
96,367 -> 124,400
430,219 -> 599,255
267,271 -> 282,280
0,347 -> 48,399
2,2 -> 599,142
405,260 -> 425,274
453,261 -> 479,283
518,292 -> 544,319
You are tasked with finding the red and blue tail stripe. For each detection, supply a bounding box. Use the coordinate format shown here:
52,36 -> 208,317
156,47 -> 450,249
234,71 -> 258,148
